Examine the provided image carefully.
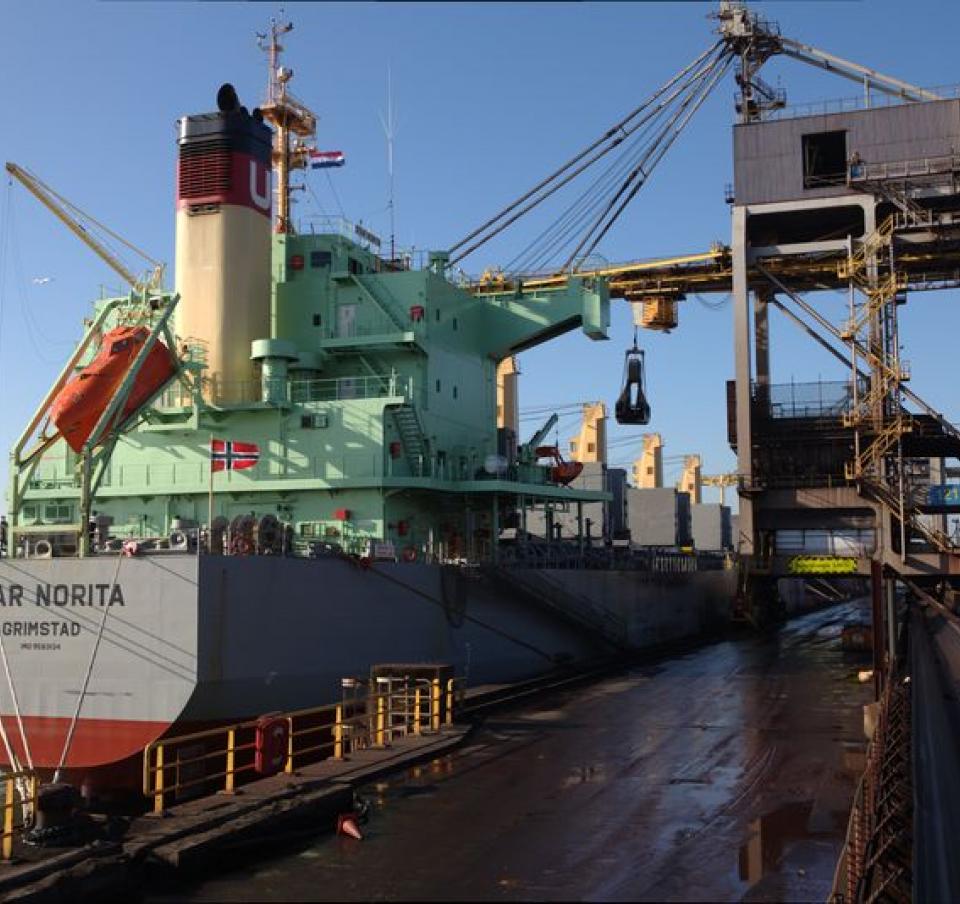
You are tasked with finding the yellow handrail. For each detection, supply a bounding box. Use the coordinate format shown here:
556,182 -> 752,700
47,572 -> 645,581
143,677 -> 463,810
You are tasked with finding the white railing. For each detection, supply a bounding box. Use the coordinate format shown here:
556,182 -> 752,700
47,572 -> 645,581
155,374 -> 414,408
763,82 -> 960,122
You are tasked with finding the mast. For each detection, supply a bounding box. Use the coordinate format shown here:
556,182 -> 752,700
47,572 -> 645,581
257,18 -> 318,234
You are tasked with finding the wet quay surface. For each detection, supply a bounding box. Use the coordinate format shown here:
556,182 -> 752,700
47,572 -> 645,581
147,603 -> 872,902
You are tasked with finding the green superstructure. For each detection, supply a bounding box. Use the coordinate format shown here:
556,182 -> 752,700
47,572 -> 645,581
12,225 -> 612,560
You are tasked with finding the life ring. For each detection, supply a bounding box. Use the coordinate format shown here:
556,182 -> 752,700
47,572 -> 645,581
122,540 -> 140,557
401,546 -> 417,563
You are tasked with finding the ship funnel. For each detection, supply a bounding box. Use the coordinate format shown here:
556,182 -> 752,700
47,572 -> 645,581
174,90 -> 273,401
216,83 -> 240,112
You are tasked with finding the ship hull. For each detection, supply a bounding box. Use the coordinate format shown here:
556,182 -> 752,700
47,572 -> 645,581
0,555 -> 733,782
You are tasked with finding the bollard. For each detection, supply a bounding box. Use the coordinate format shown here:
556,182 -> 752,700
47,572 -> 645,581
2,777 -> 13,860
153,745 -> 165,814
225,729 -> 236,793
414,688 -> 422,735
431,678 -> 441,732
334,705 -> 344,759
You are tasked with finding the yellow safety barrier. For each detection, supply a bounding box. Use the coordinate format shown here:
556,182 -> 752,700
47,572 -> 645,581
787,555 -> 859,575
143,675 -> 465,811
1,771 -> 39,860
431,678 -> 441,732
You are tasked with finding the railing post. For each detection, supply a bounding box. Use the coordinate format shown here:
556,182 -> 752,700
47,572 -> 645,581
431,678 -> 441,732
153,745 -> 165,814
2,777 -> 13,860
446,679 -> 455,726
376,694 -> 386,747
334,705 -> 344,760
225,729 -> 236,794
414,688 -> 422,736
285,716 -> 295,774
386,682 -> 394,743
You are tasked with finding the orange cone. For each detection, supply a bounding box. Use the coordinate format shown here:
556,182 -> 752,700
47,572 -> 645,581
337,812 -> 363,840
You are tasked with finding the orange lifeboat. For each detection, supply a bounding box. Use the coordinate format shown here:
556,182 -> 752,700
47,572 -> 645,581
535,445 -> 584,486
51,326 -> 177,453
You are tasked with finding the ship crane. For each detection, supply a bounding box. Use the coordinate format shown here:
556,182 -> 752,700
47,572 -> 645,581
702,472 -> 738,507
4,163 -> 166,293
457,1 -> 940,430
4,163 -> 181,557
450,0 -> 939,272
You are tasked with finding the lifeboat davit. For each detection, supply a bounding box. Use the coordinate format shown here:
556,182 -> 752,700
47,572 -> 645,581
51,326 -> 177,453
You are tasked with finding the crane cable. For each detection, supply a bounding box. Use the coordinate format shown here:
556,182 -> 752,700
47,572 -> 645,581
53,547 -> 125,783
448,40 -> 721,255
566,51 -> 734,271
505,44 -> 730,275
447,40 -> 725,266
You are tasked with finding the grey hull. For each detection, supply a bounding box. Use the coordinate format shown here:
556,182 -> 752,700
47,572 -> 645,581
0,554 -> 734,768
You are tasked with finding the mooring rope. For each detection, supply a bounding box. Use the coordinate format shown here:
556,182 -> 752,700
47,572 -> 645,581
53,547 -> 125,783
0,625 -> 33,771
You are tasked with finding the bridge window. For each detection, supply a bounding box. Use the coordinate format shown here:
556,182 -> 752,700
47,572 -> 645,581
802,130 -> 847,188
310,250 -> 332,268
43,503 -> 73,524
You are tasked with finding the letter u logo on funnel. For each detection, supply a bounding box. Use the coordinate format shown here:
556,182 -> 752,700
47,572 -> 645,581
250,161 -> 271,211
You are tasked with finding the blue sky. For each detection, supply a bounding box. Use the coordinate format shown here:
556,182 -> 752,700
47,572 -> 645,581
1,0 -> 958,507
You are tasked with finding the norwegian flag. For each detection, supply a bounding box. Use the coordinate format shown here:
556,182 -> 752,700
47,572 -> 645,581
210,439 -> 260,472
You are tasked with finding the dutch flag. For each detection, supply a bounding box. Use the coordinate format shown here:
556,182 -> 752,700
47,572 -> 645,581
210,439 -> 260,472
309,150 -> 346,169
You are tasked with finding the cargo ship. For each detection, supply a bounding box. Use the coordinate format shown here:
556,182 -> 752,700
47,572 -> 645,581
0,22 -> 735,792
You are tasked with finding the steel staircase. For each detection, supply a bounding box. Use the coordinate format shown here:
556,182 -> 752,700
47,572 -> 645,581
347,274 -> 409,334
838,205 -> 914,483
390,405 -> 428,475
859,475 -> 958,555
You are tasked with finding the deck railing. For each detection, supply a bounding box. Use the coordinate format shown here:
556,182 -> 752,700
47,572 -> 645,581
142,677 -> 464,813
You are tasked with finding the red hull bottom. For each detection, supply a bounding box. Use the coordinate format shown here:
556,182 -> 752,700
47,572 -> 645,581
0,714 -> 171,771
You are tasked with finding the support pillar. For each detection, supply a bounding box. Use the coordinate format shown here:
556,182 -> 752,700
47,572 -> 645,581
870,559 -> 884,698
885,575 -> 897,661
732,204 -> 755,557
754,287 -> 772,408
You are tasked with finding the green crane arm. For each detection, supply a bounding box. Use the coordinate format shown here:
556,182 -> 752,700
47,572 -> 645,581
519,413 -> 559,465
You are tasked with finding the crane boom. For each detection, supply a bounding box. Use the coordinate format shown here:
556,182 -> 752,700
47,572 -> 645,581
777,37 -> 941,103
4,162 -> 165,292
